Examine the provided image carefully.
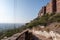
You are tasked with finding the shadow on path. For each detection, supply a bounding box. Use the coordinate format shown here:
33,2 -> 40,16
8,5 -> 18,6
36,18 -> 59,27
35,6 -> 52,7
32,35 -> 42,40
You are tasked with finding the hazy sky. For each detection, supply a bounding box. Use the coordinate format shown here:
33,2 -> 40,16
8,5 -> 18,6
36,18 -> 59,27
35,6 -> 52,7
0,0 -> 50,23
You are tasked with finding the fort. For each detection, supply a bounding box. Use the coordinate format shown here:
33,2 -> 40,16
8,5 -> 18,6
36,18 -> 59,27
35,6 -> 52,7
1,0 -> 60,40
38,0 -> 60,17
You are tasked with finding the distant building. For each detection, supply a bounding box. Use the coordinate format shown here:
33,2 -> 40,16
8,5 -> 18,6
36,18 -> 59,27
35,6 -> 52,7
38,0 -> 60,17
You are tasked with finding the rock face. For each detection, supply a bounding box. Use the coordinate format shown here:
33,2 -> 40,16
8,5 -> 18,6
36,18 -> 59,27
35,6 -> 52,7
38,0 -> 60,17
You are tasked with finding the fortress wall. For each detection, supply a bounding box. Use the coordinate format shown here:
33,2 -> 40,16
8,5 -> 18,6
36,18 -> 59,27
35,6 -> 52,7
38,8 -> 43,17
38,0 -> 60,17
38,6 -> 46,17
56,0 -> 60,13
46,1 -> 53,14
38,7 -> 43,17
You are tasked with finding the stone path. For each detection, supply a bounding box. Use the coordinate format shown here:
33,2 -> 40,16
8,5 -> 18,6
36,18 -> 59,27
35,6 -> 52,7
32,32 -> 53,40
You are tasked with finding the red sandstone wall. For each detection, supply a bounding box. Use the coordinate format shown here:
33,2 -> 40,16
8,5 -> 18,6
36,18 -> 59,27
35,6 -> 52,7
38,6 -> 46,17
38,0 -> 60,17
38,11 -> 40,17
46,1 -> 53,14
38,8 -> 44,17
56,0 -> 60,13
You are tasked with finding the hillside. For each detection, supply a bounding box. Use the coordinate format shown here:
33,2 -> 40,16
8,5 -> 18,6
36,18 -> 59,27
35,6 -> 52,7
1,13 -> 60,40
26,13 -> 60,28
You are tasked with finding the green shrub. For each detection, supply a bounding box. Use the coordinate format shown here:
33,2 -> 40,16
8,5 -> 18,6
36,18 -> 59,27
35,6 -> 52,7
27,13 -> 60,28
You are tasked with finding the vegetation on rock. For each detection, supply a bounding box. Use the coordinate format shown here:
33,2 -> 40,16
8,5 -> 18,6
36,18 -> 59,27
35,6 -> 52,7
26,13 -> 60,28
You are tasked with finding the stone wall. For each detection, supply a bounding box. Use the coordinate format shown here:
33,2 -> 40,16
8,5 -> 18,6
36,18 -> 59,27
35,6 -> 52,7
56,0 -> 60,13
46,0 -> 57,14
16,33 -> 25,40
1,29 -> 33,40
16,30 -> 33,40
38,6 -> 46,17
38,0 -> 60,17
46,1 -> 53,14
